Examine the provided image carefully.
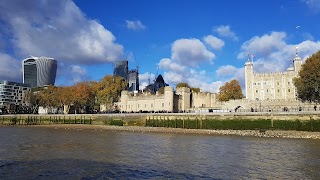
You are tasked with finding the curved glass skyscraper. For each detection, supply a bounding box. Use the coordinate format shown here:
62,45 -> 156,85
23,57 -> 57,88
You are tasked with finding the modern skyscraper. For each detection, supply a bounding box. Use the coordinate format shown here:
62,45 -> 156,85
113,61 -> 128,80
127,69 -> 139,91
23,56 -> 57,88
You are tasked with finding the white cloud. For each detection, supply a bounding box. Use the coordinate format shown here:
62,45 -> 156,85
216,65 -> 238,77
203,35 -> 225,50
153,38 -> 219,92
303,0 -> 320,13
238,32 -> 286,59
0,53 -> 21,82
139,72 -> 155,90
0,0 -> 124,65
69,65 -> 88,84
171,38 -> 215,67
237,31 -> 320,73
214,25 -> 238,41
159,58 -> 186,73
126,20 -> 146,31
216,65 -> 246,93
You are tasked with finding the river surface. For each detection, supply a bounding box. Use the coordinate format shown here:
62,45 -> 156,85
0,126 -> 320,179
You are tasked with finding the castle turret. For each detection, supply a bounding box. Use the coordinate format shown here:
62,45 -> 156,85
245,53 -> 254,100
293,47 -> 302,74
176,87 -> 191,112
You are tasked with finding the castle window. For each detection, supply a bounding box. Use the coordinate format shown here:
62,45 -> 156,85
256,90 -> 258,93
267,89 -> 268,93
277,82 -> 280,85
169,102 -> 170,106
277,89 -> 280,93
254,83 -> 256,85
162,103 -> 164,107
288,89 -> 291,92
258,83 -> 260,85
151,104 -> 153,108
288,82 -> 290,85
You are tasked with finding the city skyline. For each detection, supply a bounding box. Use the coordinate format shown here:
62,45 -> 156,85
1,0 -> 320,93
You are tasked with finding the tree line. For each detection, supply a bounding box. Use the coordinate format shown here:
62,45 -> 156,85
30,75 -> 127,114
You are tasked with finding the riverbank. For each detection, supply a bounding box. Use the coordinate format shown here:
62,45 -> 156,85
10,124 -> 320,140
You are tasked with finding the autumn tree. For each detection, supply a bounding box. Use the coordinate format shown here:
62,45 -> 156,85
176,82 -> 190,88
294,50 -> 320,103
70,82 -> 96,113
96,75 -> 127,110
190,87 -> 200,93
176,82 -> 200,92
218,79 -> 244,101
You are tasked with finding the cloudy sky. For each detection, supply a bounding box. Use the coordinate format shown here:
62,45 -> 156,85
1,0 -> 320,94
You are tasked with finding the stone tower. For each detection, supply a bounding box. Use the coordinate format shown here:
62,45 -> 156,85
245,53 -> 254,100
293,47 -> 303,74
176,87 -> 191,112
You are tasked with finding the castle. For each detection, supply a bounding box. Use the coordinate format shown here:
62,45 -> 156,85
118,48 -> 317,113
245,48 -> 302,101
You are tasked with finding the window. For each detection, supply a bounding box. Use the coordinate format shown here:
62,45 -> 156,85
151,104 -> 153,108
288,82 -> 290,85
277,89 -> 280,93
267,89 -> 268,93
162,103 -> 164,107
277,82 -> 280,85
288,89 -> 291,92
256,90 -> 258,93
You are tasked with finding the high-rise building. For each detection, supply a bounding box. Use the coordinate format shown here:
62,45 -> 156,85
23,56 -> 57,88
127,69 -> 139,92
113,61 -> 128,80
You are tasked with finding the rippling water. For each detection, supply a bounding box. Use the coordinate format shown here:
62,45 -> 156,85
0,126 -> 320,179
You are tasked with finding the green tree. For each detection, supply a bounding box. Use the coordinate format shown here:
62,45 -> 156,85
294,50 -> 320,103
218,79 -> 244,101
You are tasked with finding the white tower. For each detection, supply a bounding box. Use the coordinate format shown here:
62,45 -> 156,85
245,52 -> 254,100
293,47 -> 303,74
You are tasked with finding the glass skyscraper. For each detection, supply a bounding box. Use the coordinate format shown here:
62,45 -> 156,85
23,57 -> 57,88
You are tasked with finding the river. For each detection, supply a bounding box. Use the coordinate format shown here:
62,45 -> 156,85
0,126 -> 320,179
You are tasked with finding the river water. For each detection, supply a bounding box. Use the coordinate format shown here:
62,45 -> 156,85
0,126 -> 320,179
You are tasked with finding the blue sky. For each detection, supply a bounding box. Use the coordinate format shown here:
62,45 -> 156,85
1,0 -> 320,93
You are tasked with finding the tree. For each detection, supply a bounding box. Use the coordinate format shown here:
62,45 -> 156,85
190,87 -> 200,93
176,82 -> 190,88
176,82 -> 200,92
218,79 -> 244,101
294,50 -> 320,103
96,75 -> 127,110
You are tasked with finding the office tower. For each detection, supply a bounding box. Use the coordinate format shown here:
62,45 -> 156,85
127,69 -> 139,91
23,56 -> 57,88
113,61 -> 128,80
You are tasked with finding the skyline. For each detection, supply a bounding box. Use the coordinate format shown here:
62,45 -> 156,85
1,0 -> 320,93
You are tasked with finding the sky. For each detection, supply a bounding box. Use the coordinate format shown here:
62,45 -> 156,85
1,0 -> 320,94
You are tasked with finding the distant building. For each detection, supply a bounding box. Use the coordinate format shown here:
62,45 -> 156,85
113,60 -> 140,92
144,74 -> 168,94
127,69 -> 139,92
113,61 -> 128,80
0,80 -> 31,110
23,56 -> 57,88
